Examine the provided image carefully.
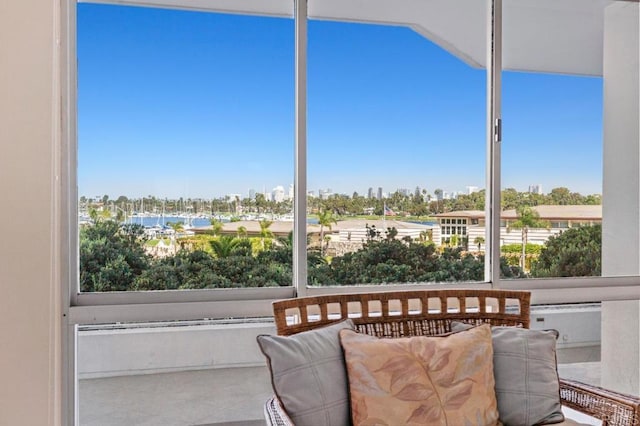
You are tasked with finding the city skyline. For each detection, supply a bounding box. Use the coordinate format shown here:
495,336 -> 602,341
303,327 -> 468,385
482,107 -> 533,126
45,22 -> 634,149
77,4 -> 603,200
81,182 -> 601,203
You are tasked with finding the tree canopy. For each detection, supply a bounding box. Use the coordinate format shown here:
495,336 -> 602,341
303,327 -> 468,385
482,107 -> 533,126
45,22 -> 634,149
80,220 -> 527,291
531,224 -> 601,277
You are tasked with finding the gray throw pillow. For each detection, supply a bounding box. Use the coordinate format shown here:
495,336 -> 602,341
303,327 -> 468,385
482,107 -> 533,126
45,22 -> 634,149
452,322 -> 564,426
257,319 -> 355,426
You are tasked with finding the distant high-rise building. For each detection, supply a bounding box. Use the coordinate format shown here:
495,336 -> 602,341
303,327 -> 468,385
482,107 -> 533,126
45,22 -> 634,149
272,185 -> 285,203
467,186 -> 479,194
377,187 -> 383,200
397,188 -> 409,196
288,184 -> 294,200
248,189 -> 256,200
319,188 -> 333,199
529,184 -> 543,194
368,187 -> 374,199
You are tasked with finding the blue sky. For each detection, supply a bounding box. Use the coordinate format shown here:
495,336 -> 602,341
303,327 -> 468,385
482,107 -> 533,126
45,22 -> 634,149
78,3 -> 603,200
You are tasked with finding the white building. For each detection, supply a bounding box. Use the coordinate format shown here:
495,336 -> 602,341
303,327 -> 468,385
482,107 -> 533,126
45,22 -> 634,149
529,184 -> 543,194
271,185 -> 285,203
435,205 -> 603,250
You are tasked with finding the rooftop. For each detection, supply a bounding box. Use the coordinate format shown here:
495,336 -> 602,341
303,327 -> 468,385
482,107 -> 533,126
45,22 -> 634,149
434,205 -> 603,221
501,205 -> 602,220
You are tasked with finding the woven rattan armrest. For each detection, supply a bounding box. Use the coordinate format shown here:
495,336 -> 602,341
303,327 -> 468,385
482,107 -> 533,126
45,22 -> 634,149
267,382 -> 640,426
560,378 -> 640,426
264,395 -> 294,426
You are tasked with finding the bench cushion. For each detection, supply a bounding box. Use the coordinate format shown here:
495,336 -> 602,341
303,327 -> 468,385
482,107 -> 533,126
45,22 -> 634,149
257,319 -> 354,426
340,324 -> 500,426
452,322 -> 564,425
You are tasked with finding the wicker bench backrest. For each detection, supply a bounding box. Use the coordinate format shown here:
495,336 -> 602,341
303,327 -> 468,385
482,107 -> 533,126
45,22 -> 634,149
272,289 -> 530,337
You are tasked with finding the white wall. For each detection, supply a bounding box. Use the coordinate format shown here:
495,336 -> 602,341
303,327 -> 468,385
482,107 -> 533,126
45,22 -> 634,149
601,1 -> 640,396
76,307 -> 599,380
0,1 -> 63,425
78,322 -> 275,379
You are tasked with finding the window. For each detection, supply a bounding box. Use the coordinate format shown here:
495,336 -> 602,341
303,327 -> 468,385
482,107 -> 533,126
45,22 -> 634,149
65,1 -> 640,424
501,0 -> 604,279
78,0 -> 627,293
306,8 -> 487,285
77,3 -> 295,294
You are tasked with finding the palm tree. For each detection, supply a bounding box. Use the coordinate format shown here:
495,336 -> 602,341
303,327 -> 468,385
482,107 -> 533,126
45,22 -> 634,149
276,230 -> 293,250
166,221 -> 184,234
473,236 -> 485,252
166,221 -> 184,243
209,218 -> 223,236
508,206 -> 549,270
259,219 -> 274,250
317,210 -> 337,255
434,188 -> 444,213
115,208 -> 125,223
237,225 -> 248,238
210,236 -> 241,258
419,229 -> 433,243
88,207 -> 99,222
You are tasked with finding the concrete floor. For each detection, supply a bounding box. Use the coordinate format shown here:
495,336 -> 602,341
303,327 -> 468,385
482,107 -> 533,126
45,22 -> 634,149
558,362 -> 601,387
79,367 -> 273,426
79,361 -> 602,426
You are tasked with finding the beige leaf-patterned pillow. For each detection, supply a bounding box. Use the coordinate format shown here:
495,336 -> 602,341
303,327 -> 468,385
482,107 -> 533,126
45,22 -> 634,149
339,324 -> 500,426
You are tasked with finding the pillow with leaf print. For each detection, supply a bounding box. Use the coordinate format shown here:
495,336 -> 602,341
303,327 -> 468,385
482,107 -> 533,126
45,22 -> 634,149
339,324 -> 500,426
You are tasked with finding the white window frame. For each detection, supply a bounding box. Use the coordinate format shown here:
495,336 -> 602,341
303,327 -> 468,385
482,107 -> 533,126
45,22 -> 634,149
63,0 -> 640,321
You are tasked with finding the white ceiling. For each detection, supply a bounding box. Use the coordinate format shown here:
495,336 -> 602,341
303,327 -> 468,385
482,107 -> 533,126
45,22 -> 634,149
308,0 -> 622,76
100,0 -> 637,76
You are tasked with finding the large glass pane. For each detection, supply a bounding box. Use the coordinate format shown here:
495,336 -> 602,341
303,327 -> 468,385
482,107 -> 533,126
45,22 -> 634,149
501,0 -> 640,393
306,2 -> 491,286
500,0 -> 636,382
77,3 -> 294,292
501,0 -> 604,279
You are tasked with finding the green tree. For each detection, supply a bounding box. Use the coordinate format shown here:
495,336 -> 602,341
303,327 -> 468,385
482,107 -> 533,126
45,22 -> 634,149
474,236 -> 485,251
210,236 -> 250,258
433,188 -> 444,213
166,221 -> 184,239
419,229 -> 433,243
209,218 -> 223,236
80,221 -> 149,292
114,208 -> 125,223
501,188 -> 525,210
508,206 -> 549,270
531,225 -> 601,277
255,193 -> 268,213
317,209 -> 337,255
548,187 -> 574,205
259,219 -> 274,249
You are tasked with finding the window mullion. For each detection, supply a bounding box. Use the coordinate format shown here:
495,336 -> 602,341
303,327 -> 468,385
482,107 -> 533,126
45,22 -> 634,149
486,0 -> 502,285
293,0 -> 308,296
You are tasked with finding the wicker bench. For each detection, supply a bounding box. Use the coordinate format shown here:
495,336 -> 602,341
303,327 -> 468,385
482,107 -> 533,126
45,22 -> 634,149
263,289 -> 640,426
